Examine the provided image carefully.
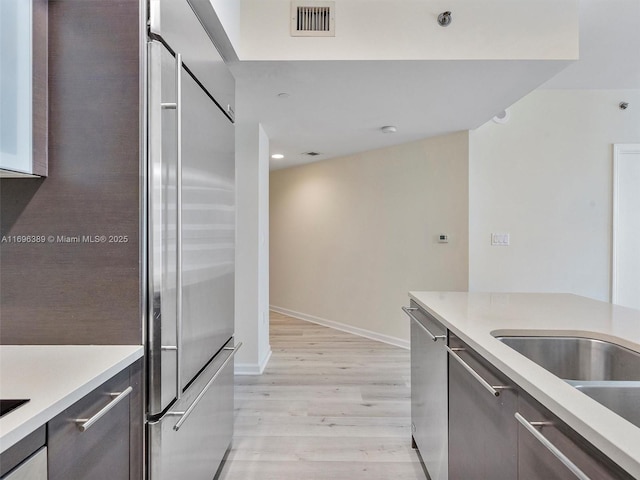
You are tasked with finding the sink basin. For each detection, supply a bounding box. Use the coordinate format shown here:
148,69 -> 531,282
495,336 -> 640,382
0,399 -> 30,417
569,382 -> 640,428
495,335 -> 640,427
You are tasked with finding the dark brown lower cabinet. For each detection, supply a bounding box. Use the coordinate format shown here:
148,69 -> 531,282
517,393 -> 634,480
47,361 -> 142,480
448,334 -> 518,480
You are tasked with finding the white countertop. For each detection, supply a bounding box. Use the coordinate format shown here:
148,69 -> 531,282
409,292 -> 640,478
0,345 -> 144,453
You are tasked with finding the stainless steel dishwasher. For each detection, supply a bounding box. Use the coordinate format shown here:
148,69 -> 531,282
403,300 -> 448,480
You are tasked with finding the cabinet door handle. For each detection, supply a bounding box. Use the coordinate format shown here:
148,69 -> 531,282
170,342 -> 242,431
75,386 -> 133,432
447,346 -> 511,397
402,306 -> 446,342
515,412 -> 591,480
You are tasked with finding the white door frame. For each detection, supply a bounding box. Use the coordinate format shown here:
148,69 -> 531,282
612,143 -> 640,307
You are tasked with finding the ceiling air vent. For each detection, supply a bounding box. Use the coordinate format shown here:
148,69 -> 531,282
303,151 -> 322,156
291,1 -> 335,37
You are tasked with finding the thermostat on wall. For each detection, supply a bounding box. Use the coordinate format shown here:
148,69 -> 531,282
438,234 -> 449,243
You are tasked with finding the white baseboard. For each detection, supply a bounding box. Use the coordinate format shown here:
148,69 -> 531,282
234,347 -> 272,375
269,305 -> 409,350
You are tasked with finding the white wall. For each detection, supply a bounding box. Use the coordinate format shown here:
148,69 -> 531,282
208,0 -> 241,50
270,132 -> 469,344
469,89 -> 640,300
235,121 -> 271,374
238,0 -> 577,61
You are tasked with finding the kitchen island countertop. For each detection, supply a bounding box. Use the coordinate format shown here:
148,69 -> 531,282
409,291 -> 640,478
0,345 -> 143,453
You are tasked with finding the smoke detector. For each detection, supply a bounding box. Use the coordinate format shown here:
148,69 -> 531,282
492,109 -> 511,124
291,1 -> 335,37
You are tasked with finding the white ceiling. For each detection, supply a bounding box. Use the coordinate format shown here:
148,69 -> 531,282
229,1 -> 640,171
542,0 -> 640,90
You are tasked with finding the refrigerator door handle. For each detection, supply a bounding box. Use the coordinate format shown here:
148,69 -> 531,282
169,343 -> 242,431
148,42 -> 185,411
175,52 -> 183,400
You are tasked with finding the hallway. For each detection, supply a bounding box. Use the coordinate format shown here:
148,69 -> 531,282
217,311 -> 424,479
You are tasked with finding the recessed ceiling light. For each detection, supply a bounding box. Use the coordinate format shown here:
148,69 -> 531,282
271,154 -> 284,159
381,126 -> 397,134
276,93 -> 290,98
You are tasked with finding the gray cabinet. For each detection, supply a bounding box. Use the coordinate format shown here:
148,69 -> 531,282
407,303 -> 636,479
0,427 -> 45,478
517,393 -> 634,480
1,448 -> 47,480
447,334 -> 518,480
407,301 -> 448,480
445,334 -> 634,480
48,362 -> 142,480
0,0 -> 142,344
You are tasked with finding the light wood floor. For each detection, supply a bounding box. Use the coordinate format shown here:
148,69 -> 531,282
217,311 -> 425,480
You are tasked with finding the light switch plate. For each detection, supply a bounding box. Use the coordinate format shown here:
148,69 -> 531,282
491,233 -> 510,246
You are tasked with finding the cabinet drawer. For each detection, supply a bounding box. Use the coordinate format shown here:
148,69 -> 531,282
517,393 -> 634,480
0,426 -> 45,477
48,368 -> 132,480
1,447 -> 47,480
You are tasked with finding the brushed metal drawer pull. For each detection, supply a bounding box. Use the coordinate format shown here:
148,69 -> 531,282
171,342 -> 242,432
402,306 -> 446,342
447,346 -> 510,397
75,386 -> 133,432
515,412 -> 591,480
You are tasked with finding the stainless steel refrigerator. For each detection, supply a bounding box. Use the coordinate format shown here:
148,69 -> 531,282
146,1 -> 238,479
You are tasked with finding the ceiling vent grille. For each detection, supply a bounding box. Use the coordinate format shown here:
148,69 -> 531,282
291,1 -> 335,37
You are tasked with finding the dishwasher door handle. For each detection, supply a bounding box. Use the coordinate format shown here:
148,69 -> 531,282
447,346 -> 512,397
402,306 -> 446,342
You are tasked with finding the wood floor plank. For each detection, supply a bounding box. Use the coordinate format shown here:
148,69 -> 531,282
219,460 -> 425,480
233,416 -> 411,438
216,313 -> 424,479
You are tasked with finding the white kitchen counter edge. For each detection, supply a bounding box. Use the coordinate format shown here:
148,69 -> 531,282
409,292 -> 640,479
0,345 -> 143,453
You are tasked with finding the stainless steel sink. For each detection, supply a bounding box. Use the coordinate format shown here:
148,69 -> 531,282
495,336 -> 640,381
569,382 -> 640,428
495,335 -> 640,427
